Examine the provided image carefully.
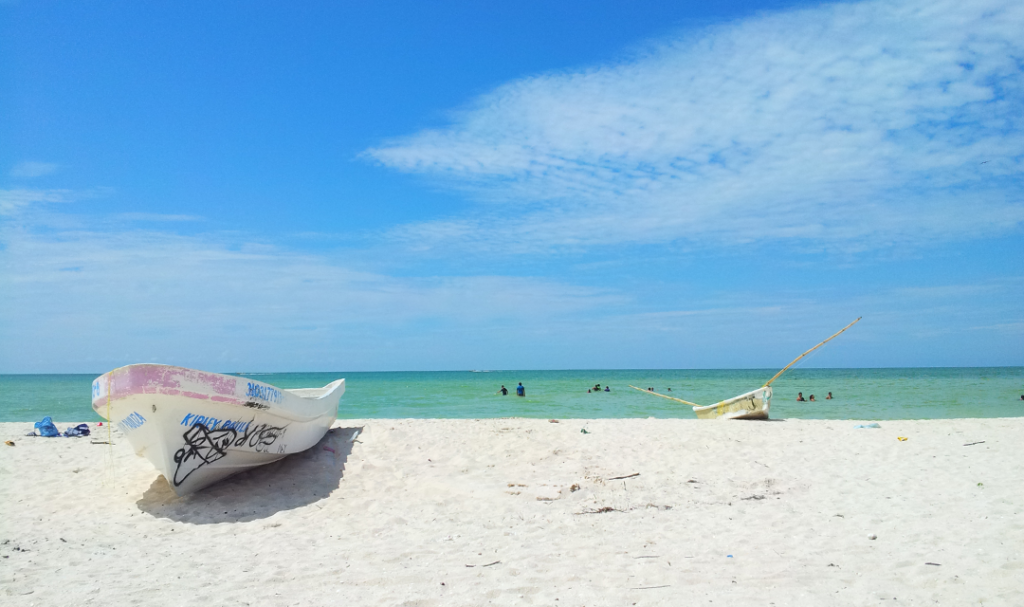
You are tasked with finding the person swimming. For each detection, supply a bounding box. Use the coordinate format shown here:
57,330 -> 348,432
826,392 -> 833,400
809,394 -> 816,402
499,385 -> 508,395
604,386 -> 610,392
796,392 -> 806,402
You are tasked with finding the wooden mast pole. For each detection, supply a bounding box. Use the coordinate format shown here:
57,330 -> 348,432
628,385 -> 702,407
762,317 -> 862,388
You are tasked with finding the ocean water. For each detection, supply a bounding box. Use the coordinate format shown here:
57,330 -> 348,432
1,368 -> 1022,423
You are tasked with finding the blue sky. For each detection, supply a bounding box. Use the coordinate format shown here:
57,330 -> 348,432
1,0 -> 1021,373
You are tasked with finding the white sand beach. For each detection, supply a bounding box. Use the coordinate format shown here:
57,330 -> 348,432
2,417 -> 1022,606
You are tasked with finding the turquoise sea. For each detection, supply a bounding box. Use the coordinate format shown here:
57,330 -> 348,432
1,368 -> 1022,423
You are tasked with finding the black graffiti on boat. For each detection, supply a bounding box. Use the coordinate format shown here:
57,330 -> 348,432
243,401 -> 270,410
233,421 -> 287,453
171,420 -> 288,486
172,424 -> 236,486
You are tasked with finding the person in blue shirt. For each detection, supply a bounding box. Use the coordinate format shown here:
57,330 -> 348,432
516,383 -> 525,397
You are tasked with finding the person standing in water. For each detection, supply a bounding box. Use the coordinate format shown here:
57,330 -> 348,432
499,385 -> 508,395
516,382 -> 525,397
826,392 -> 833,400
797,392 -> 806,402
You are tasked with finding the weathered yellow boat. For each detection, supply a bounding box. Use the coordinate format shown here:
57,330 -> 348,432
630,317 -> 860,420
692,386 -> 772,420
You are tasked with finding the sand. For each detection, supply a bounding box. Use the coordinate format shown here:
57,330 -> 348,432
1,417 -> 1022,606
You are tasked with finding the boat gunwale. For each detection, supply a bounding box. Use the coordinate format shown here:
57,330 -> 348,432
691,386 -> 771,413
92,364 -> 344,423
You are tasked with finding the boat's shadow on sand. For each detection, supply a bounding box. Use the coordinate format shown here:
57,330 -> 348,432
136,426 -> 362,524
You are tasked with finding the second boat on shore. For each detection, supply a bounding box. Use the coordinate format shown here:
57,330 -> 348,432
630,317 -> 861,420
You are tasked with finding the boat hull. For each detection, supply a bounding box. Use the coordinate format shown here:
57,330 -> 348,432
692,386 -> 771,420
92,365 -> 344,495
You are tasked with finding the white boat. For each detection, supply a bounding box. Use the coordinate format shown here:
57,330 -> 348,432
692,386 -> 771,420
629,317 -> 861,420
91,364 -> 345,495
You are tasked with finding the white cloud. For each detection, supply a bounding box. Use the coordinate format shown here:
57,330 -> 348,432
2,211 -> 1019,371
0,188 -> 73,216
9,161 -> 59,179
366,0 -> 1024,253
114,212 -> 203,222
0,224 -> 623,372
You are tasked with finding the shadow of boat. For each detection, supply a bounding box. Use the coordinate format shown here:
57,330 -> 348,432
136,426 -> 361,524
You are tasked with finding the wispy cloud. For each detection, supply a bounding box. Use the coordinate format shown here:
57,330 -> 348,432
0,188 -> 73,216
9,161 -> 59,179
366,0 -> 1024,254
2,205 -> 1020,371
0,187 -> 118,220
0,222 -> 623,372
114,212 -> 204,223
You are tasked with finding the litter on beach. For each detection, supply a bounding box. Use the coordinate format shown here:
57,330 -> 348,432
63,423 -> 90,437
30,417 -> 91,438
33,416 -> 60,437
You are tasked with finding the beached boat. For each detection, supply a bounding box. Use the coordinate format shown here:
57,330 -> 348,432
692,386 -> 772,420
91,364 -> 344,495
628,385 -> 772,420
629,317 -> 861,420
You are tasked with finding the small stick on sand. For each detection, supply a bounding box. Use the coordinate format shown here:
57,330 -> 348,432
608,473 -> 640,480
963,441 -> 985,446
579,506 -> 622,514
